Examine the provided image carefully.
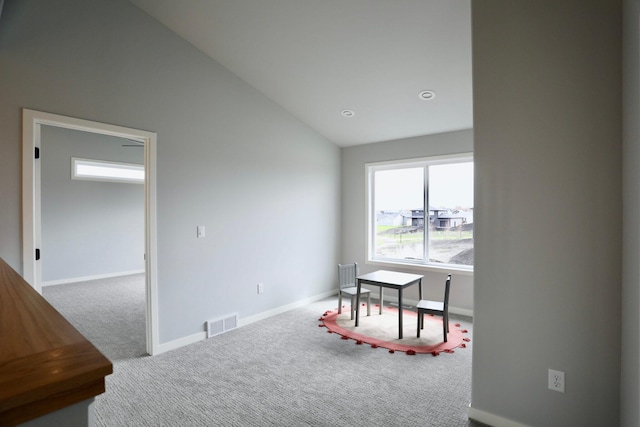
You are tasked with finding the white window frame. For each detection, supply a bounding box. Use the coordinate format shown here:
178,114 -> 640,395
366,152 -> 474,274
72,157 -> 144,184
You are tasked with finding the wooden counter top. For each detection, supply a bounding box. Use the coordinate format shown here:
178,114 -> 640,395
0,257 -> 112,426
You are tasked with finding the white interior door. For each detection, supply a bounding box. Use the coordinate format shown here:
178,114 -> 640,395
22,108 -> 160,356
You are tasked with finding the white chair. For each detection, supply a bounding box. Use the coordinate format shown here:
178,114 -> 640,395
338,262 -> 371,320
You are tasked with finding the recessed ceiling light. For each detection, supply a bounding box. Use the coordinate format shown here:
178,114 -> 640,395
418,90 -> 436,100
341,109 -> 355,118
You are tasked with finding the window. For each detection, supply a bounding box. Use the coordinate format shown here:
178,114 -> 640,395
72,157 -> 144,184
367,154 -> 473,270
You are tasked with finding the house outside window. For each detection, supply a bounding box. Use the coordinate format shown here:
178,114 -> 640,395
367,154 -> 473,270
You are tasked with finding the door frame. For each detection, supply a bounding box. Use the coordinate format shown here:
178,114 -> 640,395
22,108 -> 160,356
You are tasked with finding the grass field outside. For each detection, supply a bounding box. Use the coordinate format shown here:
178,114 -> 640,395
375,225 -> 473,265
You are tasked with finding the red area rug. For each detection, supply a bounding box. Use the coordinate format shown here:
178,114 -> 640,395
319,305 -> 470,356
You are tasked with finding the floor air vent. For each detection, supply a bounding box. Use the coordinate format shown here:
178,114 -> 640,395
206,313 -> 239,338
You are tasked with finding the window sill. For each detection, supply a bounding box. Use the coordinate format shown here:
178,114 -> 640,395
366,259 -> 474,277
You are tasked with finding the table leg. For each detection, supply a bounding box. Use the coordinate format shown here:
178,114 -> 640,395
355,279 -> 361,327
398,288 -> 403,339
416,279 -> 422,332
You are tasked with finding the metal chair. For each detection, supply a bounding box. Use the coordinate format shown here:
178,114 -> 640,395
338,262 -> 371,320
416,274 -> 451,342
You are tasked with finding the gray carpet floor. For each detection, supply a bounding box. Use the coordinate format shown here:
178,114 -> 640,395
43,275 -> 486,427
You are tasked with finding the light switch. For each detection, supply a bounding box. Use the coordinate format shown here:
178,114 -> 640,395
197,225 -> 205,238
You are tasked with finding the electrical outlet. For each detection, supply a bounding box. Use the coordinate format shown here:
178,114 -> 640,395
548,369 -> 565,393
257,283 -> 264,294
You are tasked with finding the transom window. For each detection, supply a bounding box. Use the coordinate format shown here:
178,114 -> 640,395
72,157 -> 144,184
367,154 -> 473,270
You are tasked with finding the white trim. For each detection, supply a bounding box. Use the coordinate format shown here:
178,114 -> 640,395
21,108 -> 160,356
448,305 -> 473,318
153,290 -> 471,356
145,131 -> 160,356
22,111 -> 38,288
366,259 -> 474,276
157,332 -> 207,355
365,152 -> 474,170
239,290 -> 337,327
42,270 -> 145,287
154,290 -> 337,355
360,290 -> 473,318
365,152 -> 474,270
468,407 -> 530,427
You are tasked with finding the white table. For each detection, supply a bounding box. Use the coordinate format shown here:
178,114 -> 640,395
355,270 -> 424,339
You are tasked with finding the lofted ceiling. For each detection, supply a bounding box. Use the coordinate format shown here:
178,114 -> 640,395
128,0 -> 473,147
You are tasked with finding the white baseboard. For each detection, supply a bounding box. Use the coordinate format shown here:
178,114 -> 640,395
239,289 -> 337,327
155,289 -> 472,356
154,289 -> 337,356
468,406 -> 530,427
449,306 -> 473,317
367,291 -> 473,318
42,270 -> 145,287
156,331 -> 207,355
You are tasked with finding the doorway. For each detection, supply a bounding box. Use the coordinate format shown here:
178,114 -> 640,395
22,109 -> 159,355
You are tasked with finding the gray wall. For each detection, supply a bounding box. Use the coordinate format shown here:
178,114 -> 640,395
41,126 -> 145,283
0,0 -> 340,344
341,130 -> 474,312
2,1 -> 636,425
472,1 -> 622,426
622,0 -> 640,425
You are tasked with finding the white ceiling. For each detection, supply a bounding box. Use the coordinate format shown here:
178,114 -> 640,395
128,0 -> 473,147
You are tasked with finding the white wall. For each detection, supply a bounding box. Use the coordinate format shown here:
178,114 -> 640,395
0,0 -> 340,344
622,0 -> 640,425
471,1 -> 622,426
341,130 -> 474,312
41,126 -> 145,283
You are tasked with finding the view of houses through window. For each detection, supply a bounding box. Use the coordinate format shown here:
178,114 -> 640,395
368,156 -> 473,268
